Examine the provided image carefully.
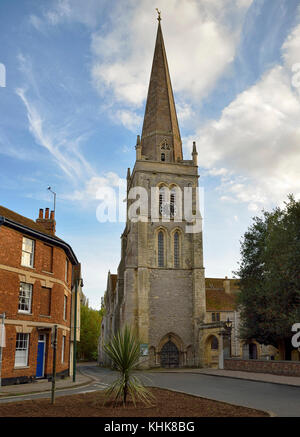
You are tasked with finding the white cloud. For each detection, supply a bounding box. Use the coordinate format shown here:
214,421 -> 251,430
62,172 -> 125,202
187,13 -> 300,211
115,109 -> 142,132
90,0 -> 252,119
16,87 -> 94,181
45,0 -> 107,28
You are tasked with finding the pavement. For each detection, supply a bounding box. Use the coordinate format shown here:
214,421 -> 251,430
0,362 -> 94,398
1,361 -> 300,413
146,367 -> 300,388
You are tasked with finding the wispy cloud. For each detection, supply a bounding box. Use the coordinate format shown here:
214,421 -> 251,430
16,87 -> 94,181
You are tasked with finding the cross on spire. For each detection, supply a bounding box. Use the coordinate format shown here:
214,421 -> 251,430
156,8 -> 161,22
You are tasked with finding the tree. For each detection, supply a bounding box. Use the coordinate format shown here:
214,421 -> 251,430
235,195 -> 300,359
103,326 -> 154,406
77,305 -> 102,361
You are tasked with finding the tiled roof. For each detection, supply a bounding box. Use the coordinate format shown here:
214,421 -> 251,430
206,289 -> 237,311
0,205 -> 79,264
0,205 -> 60,239
205,277 -> 239,311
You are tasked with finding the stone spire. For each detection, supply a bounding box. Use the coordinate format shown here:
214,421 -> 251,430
140,16 -> 183,162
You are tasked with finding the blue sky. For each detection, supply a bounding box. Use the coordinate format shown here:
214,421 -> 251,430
1,0 -> 300,309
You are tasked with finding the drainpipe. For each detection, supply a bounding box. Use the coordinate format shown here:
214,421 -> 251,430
73,279 -> 78,382
0,312 -> 6,387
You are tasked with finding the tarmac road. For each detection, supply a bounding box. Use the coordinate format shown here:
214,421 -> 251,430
80,364 -> 300,417
1,363 -> 300,417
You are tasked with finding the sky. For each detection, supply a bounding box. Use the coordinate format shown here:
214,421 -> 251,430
0,0 -> 300,309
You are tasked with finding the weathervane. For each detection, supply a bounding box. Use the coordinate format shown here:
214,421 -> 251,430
156,8 -> 161,22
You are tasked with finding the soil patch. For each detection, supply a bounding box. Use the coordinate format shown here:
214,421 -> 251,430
0,387 -> 269,417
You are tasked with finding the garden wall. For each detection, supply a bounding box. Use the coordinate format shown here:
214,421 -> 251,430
224,358 -> 300,377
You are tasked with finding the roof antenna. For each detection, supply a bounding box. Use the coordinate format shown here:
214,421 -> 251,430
47,186 -> 56,217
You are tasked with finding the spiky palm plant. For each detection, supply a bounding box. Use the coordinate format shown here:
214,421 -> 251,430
103,326 -> 155,407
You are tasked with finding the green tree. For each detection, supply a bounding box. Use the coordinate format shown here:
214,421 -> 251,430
77,305 -> 102,361
235,195 -> 300,359
103,326 -> 154,406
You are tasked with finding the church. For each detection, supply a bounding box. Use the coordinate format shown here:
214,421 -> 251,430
98,16 -> 273,368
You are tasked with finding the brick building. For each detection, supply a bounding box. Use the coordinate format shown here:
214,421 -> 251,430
0,205 -> 83,385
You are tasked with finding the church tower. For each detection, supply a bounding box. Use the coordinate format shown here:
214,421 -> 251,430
102,14 -> 206,368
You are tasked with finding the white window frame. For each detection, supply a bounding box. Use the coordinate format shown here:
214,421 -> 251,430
65,259 -> 68,282
63,295 -> 67,320
21,237 -> 35,268
18,282 -> 33,314
14,333 -> 29,367
61,335 -> 65,363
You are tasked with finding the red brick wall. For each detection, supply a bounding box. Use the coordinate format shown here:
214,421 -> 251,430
224,358 -> 300,377
0,225 -> 73,383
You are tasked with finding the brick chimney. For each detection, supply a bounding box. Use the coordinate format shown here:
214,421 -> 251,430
36,208 -> 56,235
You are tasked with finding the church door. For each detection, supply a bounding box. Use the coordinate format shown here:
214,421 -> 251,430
160,341 -> 179,368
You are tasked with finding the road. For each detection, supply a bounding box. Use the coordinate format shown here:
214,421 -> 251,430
1,363 -> 300,417
80,364 -> 300,417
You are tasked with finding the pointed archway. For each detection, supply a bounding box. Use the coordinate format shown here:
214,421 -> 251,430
157,333 -> 184,368
160,340 -> 179,368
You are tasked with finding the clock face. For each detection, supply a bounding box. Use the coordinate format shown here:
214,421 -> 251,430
160,202 -> 176,216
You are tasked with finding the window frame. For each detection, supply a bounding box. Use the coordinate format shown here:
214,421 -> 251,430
212,312 -> 220,322
173,231 -> 180,268
63,295 -> 67,321
65,258 -> 69,283
14,333 -> 30,367
18,282 -> 33,314
21,237 -> 35,268
158,230 -> 165,267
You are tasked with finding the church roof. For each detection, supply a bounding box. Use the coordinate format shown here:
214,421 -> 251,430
205,278 -> 239,311
141,20 -> 182,162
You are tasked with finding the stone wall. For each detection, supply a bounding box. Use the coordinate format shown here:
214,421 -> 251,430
224,357 -> 300,377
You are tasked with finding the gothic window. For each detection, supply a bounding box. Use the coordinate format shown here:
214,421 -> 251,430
158,231 -> 164,267
161,153 -> 165,161
174,231 -> 179,268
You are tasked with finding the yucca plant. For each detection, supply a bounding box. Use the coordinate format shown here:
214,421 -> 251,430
103,325 -> 155,407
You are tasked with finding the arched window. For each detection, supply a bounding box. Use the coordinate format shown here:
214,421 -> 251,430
211,336 -> 219,350
174,231 -> 179,268
158,231 -> 164,267
161,153 -> 165,162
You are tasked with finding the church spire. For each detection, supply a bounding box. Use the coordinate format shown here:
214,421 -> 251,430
140,14 -> 183,162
